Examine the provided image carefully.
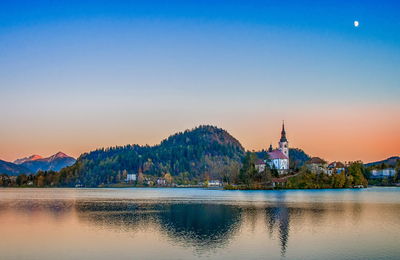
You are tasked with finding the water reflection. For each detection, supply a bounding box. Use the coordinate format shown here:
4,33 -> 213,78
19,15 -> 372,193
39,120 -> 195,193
157,204 -> 241,250
75,201 -> 242,250
265,206 -> 290,256
0,198 -> 364,256
1,188 -> 400,260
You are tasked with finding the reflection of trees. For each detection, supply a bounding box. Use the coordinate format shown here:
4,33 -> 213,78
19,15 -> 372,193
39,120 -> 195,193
157,203 -> 242,250
75,201 -> 160,233
0,200 -> 74,220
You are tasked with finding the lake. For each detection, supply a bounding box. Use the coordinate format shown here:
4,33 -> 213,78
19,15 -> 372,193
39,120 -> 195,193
0,187 -> 399,260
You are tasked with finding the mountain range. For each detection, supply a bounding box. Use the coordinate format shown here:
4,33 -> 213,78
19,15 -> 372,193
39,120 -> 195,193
0,160 -> 32,176
0,152 -> 76,176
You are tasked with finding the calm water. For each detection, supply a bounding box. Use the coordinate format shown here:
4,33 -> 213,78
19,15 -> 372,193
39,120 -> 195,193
0,188 -> 399,260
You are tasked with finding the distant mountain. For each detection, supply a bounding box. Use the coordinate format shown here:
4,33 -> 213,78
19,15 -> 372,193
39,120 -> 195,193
58,125 -> 246,187
19,152 -> 76,173
365,156 -> 400,168
13,154 -> 42,164
0,160 -> 31,176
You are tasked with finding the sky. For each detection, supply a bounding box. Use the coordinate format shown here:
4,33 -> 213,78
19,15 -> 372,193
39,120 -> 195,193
0,0 -> 399,163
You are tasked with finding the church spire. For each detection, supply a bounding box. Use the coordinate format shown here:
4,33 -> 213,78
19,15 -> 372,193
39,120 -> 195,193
280,121 -> 287,142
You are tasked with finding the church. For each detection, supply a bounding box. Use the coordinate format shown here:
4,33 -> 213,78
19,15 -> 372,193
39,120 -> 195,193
256,123 -> 290,174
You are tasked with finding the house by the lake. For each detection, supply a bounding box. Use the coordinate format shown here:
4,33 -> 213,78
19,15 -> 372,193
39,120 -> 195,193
370,168 -> 396,179
327,161 -> 345,175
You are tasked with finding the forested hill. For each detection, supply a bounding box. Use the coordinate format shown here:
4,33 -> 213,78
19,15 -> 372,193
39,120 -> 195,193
58,125 -> 245,186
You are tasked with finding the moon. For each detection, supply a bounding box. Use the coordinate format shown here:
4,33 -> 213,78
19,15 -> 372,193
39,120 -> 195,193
354,21 -> 359,27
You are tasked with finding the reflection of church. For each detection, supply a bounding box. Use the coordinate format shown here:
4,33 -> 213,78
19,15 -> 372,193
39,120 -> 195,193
266,205 -> 290,257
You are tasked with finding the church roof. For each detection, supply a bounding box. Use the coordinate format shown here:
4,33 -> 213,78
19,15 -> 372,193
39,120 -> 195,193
268,149 -> 288,160
280,122 -> 288,142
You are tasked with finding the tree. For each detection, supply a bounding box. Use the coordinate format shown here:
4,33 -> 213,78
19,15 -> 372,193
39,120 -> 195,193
238,152 -> 258,185
36,175 -> 45,187
16,174 -> 28,186
347,162 -> 368,187
263,166 -> 273,184
164,173 -> 173,184
122,169 -> 128,181
137,168 -> 144,184
333,171 -> 346,188
394,160 -> 400,183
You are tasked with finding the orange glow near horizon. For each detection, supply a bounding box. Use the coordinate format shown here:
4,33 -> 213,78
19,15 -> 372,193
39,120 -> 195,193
1,102 -> 399,164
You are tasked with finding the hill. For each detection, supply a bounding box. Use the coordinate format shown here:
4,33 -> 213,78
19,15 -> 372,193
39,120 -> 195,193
0,160 -> 31,176
58,125 -> 245,187
365,156 -> 400,168
18,152 -> 76,173
289,148 -> 312,168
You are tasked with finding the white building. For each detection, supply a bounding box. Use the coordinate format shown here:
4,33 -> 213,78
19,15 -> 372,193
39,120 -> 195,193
327,162 -> 345,175
156,178 -> 166,186
306,157 -> 328,174
208,180 -> 222,187
255,159 -> 266,173
267,123 -> 290,174
126,173 -> 137,182
371,168 -> 396,179
267,149 -> 289,171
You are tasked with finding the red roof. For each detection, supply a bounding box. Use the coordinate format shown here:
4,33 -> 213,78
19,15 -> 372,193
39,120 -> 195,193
268,149 -> 288,160
272,178 -> 287,183
255,158 -> 265,165
307,157 -> 326,164
328,161 -> 345,168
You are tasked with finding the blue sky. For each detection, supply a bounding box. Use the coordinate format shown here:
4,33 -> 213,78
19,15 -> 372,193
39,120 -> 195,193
0,0 -> 399,162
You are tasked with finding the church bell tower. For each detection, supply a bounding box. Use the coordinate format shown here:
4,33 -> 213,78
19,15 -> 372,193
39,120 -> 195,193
278,122 -> 289,158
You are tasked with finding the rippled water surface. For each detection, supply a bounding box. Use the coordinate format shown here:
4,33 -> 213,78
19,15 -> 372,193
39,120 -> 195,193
0,187 -> 399,260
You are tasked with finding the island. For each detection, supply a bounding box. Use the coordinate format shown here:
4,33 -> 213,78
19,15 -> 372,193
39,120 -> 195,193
0,125 -> 399,189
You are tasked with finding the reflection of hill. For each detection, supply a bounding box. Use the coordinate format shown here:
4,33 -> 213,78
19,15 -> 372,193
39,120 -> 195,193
75,201 -> 242,250
157,203 -> 242,249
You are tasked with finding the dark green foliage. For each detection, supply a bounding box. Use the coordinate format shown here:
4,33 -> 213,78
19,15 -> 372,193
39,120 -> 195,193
347,161 -> 369,187
289,148 -> 311,169
237,152 -> 272,189
238,152 -> 258,185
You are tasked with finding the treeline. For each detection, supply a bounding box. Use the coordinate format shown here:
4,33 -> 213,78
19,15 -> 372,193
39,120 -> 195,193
286,162 -> 369,189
